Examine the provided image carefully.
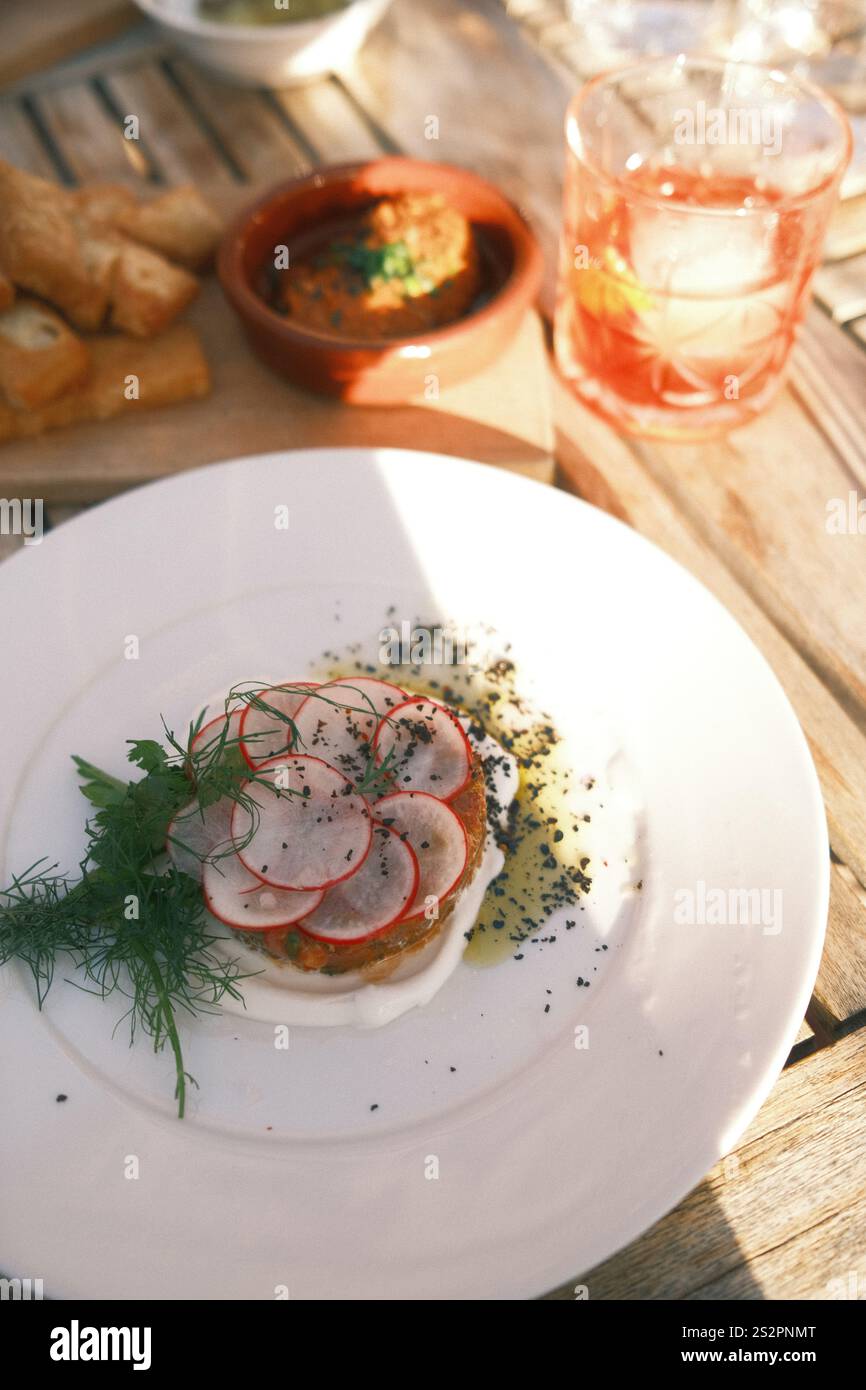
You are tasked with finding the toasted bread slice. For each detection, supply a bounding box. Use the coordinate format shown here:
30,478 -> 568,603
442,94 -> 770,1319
110,239 -> 200,337
0,268 -> 14,312
0,161 -> 95,327
0,323 -> 210,442
68,213 -> 124,332
259,750 -> 489,974
0,299 -> 90,410
70,182 -> 139,229
116,185 -> 223,270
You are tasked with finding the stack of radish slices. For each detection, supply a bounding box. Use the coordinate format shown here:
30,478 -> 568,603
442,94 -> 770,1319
167,678 -> 475,950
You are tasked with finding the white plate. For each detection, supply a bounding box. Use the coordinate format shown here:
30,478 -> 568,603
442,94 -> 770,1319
0,448 -> 828,1300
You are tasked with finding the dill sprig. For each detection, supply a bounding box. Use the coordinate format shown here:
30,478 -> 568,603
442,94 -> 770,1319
0,682 -> 401,1116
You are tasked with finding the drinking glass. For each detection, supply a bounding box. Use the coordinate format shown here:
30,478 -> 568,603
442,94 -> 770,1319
554,56 -> 852,438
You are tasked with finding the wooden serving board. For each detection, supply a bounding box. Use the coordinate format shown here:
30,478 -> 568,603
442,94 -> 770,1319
0,0 -> 137,88
0,291 -> 554,502
0,46 -> 554,499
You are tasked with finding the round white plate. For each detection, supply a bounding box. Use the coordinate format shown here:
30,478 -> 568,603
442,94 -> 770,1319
0,448 -> 828,1300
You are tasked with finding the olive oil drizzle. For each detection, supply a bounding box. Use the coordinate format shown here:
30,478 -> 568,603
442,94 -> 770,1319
319,640 -> 592,968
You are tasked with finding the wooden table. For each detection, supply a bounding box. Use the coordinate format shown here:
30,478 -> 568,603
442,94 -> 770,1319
1,0 -> 864,1301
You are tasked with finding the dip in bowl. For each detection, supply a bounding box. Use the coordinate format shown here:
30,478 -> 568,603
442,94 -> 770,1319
217,158 -> 543,404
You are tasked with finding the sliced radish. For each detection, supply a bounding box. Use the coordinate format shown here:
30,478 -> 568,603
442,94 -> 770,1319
292,677 -> 406,782
202,854 -> 323,931
373,696 -> 472,800
167,797 -> 237,882
375,790 -> 469,921
239,681 -> 319,769
191,708 -> 243,762
298,823 -> 419,944
233,754 -> 372,891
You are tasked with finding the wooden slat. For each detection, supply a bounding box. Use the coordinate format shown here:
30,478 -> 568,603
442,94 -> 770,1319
813,253 -> 866,323
275,78 -> 384,163
791,304 -> 866,491
554,373 -> 866,909
812,862 -> 866,1034
826,194 -> 866,261
626,393 -> 866,729
0,98 -> 60,176
545,1027 -> 866,1299
103,60 -> 240,188
0,0 -> 136,89
35,81 -> 151,186
164,59 -> 310,183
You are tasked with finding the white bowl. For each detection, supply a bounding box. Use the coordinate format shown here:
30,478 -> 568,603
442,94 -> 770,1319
133,0 -> 393,87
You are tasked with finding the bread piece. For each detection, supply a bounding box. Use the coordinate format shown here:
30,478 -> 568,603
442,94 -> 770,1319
116,185 -> 223,270
70,183 -> 139,229
0,161 -> 95,326
0,323 -> 210,442
0,299 -> 90,410
110,239 -> 200,337
66,212 -> 125,332
0,268 -> 14,312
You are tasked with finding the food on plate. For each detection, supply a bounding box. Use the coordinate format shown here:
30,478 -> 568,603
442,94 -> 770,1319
0,160 -> 221,445
167,679 -> 489,976
199,0 -> 349,22
0,324 -> 209,442
0,647 -> 597,1115
279,192 -> 481,339
0,300 -> 90,410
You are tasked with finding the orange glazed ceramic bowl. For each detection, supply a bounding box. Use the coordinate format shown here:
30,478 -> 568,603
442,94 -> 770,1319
217,157 -> 544,405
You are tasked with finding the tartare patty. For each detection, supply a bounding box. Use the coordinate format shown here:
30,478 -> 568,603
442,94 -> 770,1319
280,192 -> 481,339
255,750 -> 488,974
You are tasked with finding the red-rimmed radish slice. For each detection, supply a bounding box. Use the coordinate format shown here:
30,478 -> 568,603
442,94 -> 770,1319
239,681 -> 320,769
298,823 -> 419,944
373,696 -> 472,800
166,797 -> 236,882
202,854 -> 323,931
190,709 -> 243,762
375,790 -> 469,922
292,677 -> 406,781
233,755 -> 372,891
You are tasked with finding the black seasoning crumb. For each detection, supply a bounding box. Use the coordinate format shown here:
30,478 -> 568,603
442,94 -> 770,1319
544,1003 -> 550,1013
370,1103 -> 379,1111
56,1094 -> 68,1103
449,1066 -> 456,1073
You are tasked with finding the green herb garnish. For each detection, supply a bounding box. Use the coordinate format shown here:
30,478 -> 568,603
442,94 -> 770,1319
0,683 -> 400,1117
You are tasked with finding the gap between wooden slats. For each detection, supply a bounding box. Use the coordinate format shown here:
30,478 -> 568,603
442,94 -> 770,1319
162,57 -> 312,182
791,304 -> 866,494
813,253 -> 866,323
275,77 -> 385,164
102,59 -> 242,187
34,79 -> 154,186
0,97 -> 65,176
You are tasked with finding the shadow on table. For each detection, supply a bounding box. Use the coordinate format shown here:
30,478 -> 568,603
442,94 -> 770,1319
543,1178 -> 767,1300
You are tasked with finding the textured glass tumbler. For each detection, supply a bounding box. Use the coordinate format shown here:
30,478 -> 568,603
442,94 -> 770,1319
554,56 -> 852,439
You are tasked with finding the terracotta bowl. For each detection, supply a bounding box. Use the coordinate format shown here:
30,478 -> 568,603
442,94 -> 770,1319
217,157 -> 544,405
